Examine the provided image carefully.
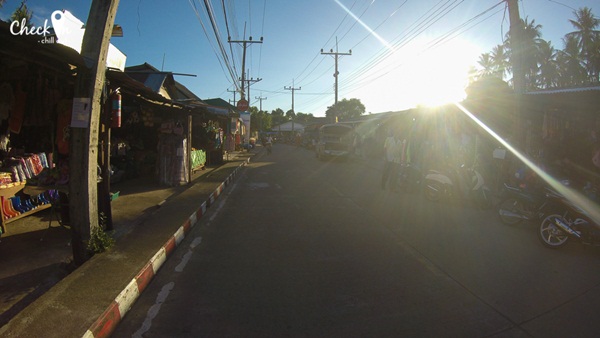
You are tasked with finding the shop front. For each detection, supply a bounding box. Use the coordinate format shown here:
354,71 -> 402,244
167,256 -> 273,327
524,86 -> 600,188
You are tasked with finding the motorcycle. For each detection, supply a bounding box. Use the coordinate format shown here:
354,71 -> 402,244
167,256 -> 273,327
424,157 -> 491,209
497,183 -> 556,225
538,189 -> 600,248
396,162 -> 423,194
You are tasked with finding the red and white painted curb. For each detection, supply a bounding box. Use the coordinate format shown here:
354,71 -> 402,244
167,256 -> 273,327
82,159 -> 248,338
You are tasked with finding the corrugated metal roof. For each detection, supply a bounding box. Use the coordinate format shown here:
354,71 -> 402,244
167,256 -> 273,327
526,86 -> 600,95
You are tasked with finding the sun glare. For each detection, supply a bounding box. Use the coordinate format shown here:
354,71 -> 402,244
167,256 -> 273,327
358,38 -> 481,113
402,39 -> 479,107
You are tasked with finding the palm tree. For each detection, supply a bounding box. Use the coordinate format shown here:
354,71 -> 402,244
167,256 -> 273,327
590,37 -> 600,83
537,40 -> 559,88
520,18 -> 544,90
477,53 -> 496,78
490,44 -> 511,79
503,17 -> 544,90
566,7 -> 600,83
556,35 -> 587,86
10,1 -> 33,27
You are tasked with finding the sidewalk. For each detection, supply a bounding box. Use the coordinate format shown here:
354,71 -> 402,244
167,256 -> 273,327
0,149 -> 258,338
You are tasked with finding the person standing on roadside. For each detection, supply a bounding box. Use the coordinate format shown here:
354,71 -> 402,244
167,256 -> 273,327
265,135 -> 273,154
381,129 -> 401,190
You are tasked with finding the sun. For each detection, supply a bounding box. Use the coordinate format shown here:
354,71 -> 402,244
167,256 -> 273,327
398,38 -> 480,107
358,37 -> 481,113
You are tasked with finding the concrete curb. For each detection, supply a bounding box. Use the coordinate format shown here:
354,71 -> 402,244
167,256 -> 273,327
81,158 -> 250,338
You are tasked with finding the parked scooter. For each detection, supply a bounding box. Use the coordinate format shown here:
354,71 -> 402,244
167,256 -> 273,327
424,156 -> 491,209
538,190 -> 600,248
497,183 -> 556,225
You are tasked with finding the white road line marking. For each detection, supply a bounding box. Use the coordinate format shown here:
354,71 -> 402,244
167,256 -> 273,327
175,237 -> 202,273
132,282 -> 175,338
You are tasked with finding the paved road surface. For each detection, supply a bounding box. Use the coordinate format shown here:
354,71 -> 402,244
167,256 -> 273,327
114,144 -> 600,337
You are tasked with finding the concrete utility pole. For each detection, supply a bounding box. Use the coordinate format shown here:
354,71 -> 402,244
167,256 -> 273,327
228,36 -> 263,100
241,69 -> 261,103
255,95 -> 266,132
70,0 -> 120,265
255,95 -> 267,112
284,80 -> 301,134
284,80 -> 301,113
321,37 -> 351,106
507,0 -> 526,148
227,87 -> 237,105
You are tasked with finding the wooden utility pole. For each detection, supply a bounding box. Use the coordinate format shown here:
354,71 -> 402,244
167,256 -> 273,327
70,0 -> 120,265
507,0 -> 526,148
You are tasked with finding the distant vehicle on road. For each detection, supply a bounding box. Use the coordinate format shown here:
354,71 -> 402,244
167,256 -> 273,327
315,123 -> 354,160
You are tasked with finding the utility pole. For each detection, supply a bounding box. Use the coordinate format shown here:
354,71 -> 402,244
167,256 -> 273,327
241,69 -> 261,103
70,0 -> 120,265
284,80 -> 301,135
321,37 -> 351,114
507,0 -> 526,148
227,87 -> 237,105
255,95 -> 267,112
228,36 -> 263,100
255,94 -> 267,132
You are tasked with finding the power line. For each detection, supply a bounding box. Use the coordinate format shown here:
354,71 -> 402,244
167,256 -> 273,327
188,0 -> 238,90
340,1 -> 505,94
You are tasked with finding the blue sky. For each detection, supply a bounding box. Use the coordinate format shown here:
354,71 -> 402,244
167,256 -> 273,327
1,1 -> 597,116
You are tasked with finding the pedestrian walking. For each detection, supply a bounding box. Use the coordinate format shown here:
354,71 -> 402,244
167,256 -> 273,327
265,135 -> 273,154
381,129 -> 403,191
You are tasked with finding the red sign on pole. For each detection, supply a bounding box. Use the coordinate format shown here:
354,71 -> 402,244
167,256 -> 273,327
236,99 -> 249,111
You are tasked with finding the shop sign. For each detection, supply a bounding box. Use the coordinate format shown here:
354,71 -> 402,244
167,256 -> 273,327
236,99 -> 249,111
51,10 -> 126,71
71,97 -> 91,128
240,111 -> 251,144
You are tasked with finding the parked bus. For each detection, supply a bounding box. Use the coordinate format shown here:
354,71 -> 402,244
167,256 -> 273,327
315,123 -> 354,160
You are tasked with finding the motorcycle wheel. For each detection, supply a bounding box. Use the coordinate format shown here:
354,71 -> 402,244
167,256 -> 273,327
538,214 -> 569,248
498,197 -> 523,225
424,181 -> 443,202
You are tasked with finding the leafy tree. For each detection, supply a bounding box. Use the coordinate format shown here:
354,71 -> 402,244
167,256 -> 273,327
250,106 -> 271,133
325,98 -> 365,122
294,112 -> 315,124
270,108 -> 286,126
285,109 -> 295,120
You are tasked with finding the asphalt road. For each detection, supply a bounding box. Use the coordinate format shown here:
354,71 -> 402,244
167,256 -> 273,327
113,143 -> 600,338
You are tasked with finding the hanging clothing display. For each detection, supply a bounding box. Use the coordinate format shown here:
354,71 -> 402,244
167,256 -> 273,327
8,82 -> 26,134
156,122 -> 189,186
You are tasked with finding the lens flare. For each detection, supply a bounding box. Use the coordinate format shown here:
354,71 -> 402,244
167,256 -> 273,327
454,102 -> 600,226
